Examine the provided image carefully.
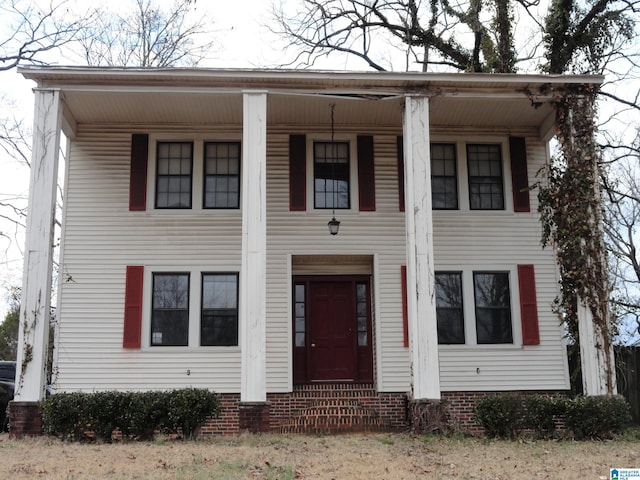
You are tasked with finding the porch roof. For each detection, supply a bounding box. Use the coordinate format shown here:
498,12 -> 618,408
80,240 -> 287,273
19,66 -> 604,139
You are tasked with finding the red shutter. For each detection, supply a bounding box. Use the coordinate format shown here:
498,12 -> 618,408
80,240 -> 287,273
518,264 -> 540,345
123,265 -> 144,348
289,134 -> 306,211
397,136 -> 405,212
401,265 -> 409,347
129,134 -> 149,211
357,135 -> 376,211
509,136 -> 530,212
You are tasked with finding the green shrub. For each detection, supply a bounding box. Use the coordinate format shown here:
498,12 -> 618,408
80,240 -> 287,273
521,395 -> 567,439
41,391 -> 89,441
474,393 -> 632,440
86,391 -> 124,442
564,395 -> 632,439
41,388 -> 220,442
128,391 -> 170,440
474,394 -> 523,439
167,387 -> 221,440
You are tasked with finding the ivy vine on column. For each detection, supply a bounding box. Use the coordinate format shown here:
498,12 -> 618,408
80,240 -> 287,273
538,84 -> 615,394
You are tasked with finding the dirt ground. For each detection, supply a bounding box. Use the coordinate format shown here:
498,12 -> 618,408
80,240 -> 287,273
0,432 -> 638,479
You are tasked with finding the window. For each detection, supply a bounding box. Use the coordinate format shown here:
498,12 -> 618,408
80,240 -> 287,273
474,272 -> 513,344
151,273 -> 190,346
467,144 -> 504,210
204,142 -> 240,208
431,143 -> 458,209
356,283 -> 368,346
201,273 -> 238,346
435,272 -> 465,344
294,284 -> 306,347
156,142 -> 193,208
314,141 -> 350,209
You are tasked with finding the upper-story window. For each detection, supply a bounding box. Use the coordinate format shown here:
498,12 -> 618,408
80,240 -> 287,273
314,141 -> 351,209
204,142 -> 241,209
431,143 -> 458,210
467,144 -> 504,210
155,142 -> 193,209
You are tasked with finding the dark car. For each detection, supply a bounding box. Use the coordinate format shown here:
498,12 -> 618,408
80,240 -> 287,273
0,361 -> 16,431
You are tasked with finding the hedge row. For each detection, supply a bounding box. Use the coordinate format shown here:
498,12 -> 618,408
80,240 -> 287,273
41,388 -> 220,442
474,394 -> 631,439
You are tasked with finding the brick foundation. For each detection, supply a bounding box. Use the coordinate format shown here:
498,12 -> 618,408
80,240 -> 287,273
9,389 -> 569,437
442,390 -> 570,435
200,384 -> 408,435
238,402 -> 271,433
199,388 -> 569,436
8,401 -> 43,438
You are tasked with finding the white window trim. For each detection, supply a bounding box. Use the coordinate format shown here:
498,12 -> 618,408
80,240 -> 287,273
429,136 -> 514,214
305,134 -> 359,214
435,264 -> 523,348
141,265 -> 241,351
146,133 -> 243,214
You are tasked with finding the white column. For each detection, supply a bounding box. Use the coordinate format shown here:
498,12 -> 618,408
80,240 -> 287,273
15,89 -> 62,402
577,299 -> 617,395
403,95 -> 441,400
240,91 -> 268,402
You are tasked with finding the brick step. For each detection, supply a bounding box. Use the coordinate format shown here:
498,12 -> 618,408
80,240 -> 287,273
279,399 -> 387,434
291,383 -> 377,400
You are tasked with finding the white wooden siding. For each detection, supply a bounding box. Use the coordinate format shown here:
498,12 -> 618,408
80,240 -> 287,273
55,123 -> 568,394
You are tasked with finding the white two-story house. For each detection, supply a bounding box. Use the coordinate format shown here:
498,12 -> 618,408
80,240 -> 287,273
10,67 -> 608,435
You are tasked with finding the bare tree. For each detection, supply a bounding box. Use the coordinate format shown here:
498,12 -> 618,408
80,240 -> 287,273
603,139 -> 640,342
0,0 -> 93,71
272,0 -> 522,72
76,0 -> 216,67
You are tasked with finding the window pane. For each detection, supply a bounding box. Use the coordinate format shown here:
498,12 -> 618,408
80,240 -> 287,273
314,141 -> 350,209
355,282 -> 368,347
201,313 -> 238,346
474,272 -> 513,344
204,142 -> 241,209
467,144 -> 504,210
435,272 -> 464,344
151,273 -> 189,346
431,143 -> 457,210
294,283 -> 306,349
201,274 -> 239,346
357,315 -> 367,333
156,142 -> 192,209
202,274 -> 237,309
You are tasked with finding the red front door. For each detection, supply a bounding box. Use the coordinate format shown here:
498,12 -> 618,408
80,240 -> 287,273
308,282 -> 356,381
293,277 -> 373,384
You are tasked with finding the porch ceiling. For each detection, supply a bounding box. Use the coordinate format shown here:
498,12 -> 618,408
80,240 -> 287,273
20,67 -> 603,137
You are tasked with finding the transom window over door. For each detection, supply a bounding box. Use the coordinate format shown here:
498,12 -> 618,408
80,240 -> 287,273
156,142 -> 193,208
467,144 -> 504,210
314,141 -> 350,209
151,273 -> 190,346
204,142 -> 240,209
